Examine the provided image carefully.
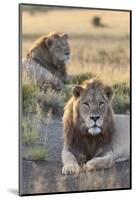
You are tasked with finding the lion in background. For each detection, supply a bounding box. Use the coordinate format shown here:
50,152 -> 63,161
62,78 -> 130,174
22,32 -> 71,90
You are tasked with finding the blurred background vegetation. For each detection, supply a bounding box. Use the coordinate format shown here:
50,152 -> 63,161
21,5 -> 130,115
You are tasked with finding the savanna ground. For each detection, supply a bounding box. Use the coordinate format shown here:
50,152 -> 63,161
20,5 -> 130,195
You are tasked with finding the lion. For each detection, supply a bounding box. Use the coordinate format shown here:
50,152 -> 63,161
22,32 -> 71,90
62,78 -> 130,174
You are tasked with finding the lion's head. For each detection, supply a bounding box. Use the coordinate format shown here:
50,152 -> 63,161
72,79 -> 114,136
46,32 -> 71,65
63,79 -> 115,139
27,32 -> 71,66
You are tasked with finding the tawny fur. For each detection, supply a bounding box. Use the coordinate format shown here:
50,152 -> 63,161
62,79 -> 115,174
22,32 -> 71,90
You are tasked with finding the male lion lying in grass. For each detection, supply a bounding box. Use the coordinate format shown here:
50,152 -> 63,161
22,32 -> 71,90
62,78 -> 130,174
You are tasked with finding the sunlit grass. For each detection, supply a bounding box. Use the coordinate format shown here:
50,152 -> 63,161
22,10 -> 129,36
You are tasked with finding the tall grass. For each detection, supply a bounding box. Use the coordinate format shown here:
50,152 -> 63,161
22,84 -> 38,113
22,111 -> 53,160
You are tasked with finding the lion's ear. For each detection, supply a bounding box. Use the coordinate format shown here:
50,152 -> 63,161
72,85 -> 84,98
46,38 -> 53,48
104,86 -> 113,101
62,33 -> 68,40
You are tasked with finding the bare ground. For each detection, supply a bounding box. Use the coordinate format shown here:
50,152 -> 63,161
20,116 -> 130,195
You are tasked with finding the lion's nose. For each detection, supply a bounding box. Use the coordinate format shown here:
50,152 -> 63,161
65,52 -> 70,56
90,116 -> 100,121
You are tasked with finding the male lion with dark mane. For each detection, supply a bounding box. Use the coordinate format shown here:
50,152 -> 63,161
62,78 -> 130,174
22,32 -> 71,90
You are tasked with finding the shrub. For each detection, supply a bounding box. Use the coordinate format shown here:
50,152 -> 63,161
92,16 -> 102,27
39,88 -> 68,116
112,94 -> 129,114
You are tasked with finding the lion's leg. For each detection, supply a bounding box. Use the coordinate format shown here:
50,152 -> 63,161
85,151 -> 114,171
62,146 -> 80,174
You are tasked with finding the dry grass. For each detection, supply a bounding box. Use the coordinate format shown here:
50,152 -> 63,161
21,8 -> 130,86
22,9 -> 130,35
68,37 -> 129,85
22,110 -> 53,160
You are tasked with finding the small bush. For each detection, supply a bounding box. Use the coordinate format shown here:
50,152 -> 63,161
112,95 -> 129,114
39,88 -> 67,116
91,16 -> 107,28
92,16 -> 102,27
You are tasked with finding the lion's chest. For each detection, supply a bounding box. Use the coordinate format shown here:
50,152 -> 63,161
70,135 -> 100,165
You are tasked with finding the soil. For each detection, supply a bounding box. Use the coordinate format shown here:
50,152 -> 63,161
20,116 -> 131,195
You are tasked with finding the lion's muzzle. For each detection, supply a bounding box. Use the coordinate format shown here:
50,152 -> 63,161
87,115 -> 103,135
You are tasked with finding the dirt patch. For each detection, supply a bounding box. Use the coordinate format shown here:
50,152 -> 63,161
20,116 -> 130,195
20,160 -> 130,195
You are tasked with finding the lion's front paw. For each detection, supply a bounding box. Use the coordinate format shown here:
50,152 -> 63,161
62,163 -> 80,175
85,160 -> 96,171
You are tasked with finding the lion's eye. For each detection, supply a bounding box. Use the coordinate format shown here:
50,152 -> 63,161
98,102 -> 104,106
83,103 -> 89,108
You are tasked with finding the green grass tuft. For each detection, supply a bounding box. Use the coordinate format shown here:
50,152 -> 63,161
22,118 -> 39,145
24,146 -> 48,161
22,130 -> 38,145
22,84 -> 39,113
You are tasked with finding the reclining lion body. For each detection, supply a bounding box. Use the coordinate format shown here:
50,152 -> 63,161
22,32 -> 71,90
62,79 -> 130,174
113,114 -> 130,162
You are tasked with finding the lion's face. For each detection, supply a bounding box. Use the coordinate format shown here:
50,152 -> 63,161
73,80 -> 113,136
46,33 -> 71,65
